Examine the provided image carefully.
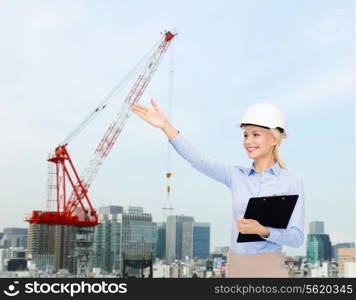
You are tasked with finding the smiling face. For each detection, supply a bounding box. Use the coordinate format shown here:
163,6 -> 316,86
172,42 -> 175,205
242,125 -> 277,161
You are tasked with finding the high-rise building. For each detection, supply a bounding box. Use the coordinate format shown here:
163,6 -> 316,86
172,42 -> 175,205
28,224 -> 56,271
95,206 -> 124,272
1,228 -> 28,249
94,206 -> 156,276
28,224 -> 78,273
99,206 -> 123,215
155,222 -> 166,260
307,234 -> 332,263
332,243 -> 355,262
166,215 -> 194,264
306,221 -> 332,264
94,215 -> 111,272
123,206 -> 144,214
166,216 -> 210,263
309,221 -> 324,234
338,248 -> 356,277
193,222 -> 210,259
182,221 -> 194,260
182,221 -> 210,260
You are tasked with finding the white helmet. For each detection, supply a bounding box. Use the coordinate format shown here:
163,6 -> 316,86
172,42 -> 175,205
238,103 -> 288,136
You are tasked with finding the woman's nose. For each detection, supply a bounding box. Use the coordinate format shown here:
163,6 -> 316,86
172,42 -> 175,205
244,136 -> 254,145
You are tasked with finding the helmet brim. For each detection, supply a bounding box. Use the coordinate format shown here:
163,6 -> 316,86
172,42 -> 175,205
239,123 -> 286,135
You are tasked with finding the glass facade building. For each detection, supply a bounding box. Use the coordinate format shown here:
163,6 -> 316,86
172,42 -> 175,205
193,223 -> 210,259
307,234 -> 332,264
309,221 -> 325,234
166,216 -> 210,263
155,222 -> 166,260
94,206 -> 156,275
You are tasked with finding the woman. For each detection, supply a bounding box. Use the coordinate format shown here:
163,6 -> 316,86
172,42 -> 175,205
132,99 -> 305,278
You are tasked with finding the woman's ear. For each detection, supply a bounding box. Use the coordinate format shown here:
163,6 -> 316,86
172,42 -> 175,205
271,134 -> 278,146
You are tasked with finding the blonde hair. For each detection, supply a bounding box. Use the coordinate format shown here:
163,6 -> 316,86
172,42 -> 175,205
270,128 -> 287,169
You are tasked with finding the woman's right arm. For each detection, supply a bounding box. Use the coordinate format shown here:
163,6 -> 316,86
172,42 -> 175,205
132,99 -> 233,188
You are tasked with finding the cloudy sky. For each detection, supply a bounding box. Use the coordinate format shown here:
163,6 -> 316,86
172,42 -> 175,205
0,0 -> 354,256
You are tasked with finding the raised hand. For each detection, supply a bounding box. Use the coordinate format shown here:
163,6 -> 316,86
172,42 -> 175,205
132,98 -> 168,129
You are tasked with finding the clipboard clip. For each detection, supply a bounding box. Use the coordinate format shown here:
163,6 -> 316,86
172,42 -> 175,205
262,194 -> 287,200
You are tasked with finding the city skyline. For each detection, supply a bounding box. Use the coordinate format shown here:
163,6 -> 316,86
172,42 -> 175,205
0,0 -> 354,258
1,216 -> 354,256
1,218 -> 355,278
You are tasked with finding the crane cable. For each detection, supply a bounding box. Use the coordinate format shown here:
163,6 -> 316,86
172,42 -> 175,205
164,39 -> 175,220
61,38 -> 161,145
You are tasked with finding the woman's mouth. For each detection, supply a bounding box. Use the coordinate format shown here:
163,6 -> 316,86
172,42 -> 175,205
247,147 -> 259,153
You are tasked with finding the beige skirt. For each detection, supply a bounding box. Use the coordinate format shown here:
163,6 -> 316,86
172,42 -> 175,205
226,250 -> 289,278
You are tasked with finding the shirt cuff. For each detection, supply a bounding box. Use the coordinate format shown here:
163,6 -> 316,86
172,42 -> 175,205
259,226 -> 281,243
168,130 -> 181,145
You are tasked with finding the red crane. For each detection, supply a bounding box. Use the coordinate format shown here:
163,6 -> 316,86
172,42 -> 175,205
26,31 -> 176,227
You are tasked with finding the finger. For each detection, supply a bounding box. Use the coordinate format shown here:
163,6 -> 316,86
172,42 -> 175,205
133,104 -> 149,112
241,224 -> 250,233
238,224 -> 246,233
243,218 -> 257,224
151,98 -> 162,111
132,106 -> 148,114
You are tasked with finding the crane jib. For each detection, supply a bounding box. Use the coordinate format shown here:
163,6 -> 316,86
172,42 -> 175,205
26,31 -> 176,227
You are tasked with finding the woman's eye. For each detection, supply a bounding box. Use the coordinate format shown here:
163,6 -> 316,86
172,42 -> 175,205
254,134 -> 259,136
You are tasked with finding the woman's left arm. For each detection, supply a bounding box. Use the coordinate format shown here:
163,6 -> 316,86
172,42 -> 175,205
259,178 -> 305,248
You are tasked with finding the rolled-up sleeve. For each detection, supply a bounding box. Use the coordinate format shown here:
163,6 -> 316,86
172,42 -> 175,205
169,132 -> 232,188
259,178 -> 305,248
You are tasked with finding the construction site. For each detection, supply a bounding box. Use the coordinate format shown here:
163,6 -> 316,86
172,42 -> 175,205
25,31 -> 177,277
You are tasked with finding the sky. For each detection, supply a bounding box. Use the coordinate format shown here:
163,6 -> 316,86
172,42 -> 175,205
0,0 -> 354,257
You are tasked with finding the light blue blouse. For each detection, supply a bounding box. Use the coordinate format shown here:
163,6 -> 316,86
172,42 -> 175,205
169,132 -> 305,255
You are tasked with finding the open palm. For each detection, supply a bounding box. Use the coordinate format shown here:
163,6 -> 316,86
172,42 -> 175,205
132,99 -> 168,129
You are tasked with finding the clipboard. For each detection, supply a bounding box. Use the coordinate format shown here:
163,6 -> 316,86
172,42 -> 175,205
236,194 -> 299,243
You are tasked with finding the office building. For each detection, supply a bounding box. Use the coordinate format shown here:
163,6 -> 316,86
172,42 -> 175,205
27,223 -> 79,274
156,222 -> 166,260
338,248 -> 356,277
332,243 -> 355,261
306,221 -> 332,264
166,215 -> 194,264
193,222 -> 210,259
182,221 -> 210,260
123,206 -> 144,214
99,206 -> 123,215
309,221 -> 324,234
166,216 -> 210,263
1,227 -> 28,249
94,206 -> 156,276
306,234 -> 332,264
